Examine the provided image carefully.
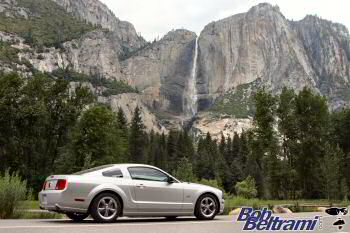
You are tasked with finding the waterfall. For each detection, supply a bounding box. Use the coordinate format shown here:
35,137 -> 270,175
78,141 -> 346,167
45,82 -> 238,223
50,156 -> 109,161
185,36 -> 199,117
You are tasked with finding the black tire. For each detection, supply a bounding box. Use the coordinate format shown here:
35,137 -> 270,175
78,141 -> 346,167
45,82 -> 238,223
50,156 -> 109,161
66,212 -> 89,222
165,216 -> 178,220
194,194 -> 218,220
90,193 -> 121,223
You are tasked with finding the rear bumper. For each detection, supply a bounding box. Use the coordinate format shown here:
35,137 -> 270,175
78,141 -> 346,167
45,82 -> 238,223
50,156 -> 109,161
39,191 -> 88,214
40,203 -> 87,214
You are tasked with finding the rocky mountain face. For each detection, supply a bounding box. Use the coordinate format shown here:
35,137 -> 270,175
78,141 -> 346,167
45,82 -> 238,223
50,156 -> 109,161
292,16 -> 350,109
51,0 -> 145,50
121,30 -> 197,115
1,1 -> 350,136
196,3 -> 350,112
20,30 -> 125,80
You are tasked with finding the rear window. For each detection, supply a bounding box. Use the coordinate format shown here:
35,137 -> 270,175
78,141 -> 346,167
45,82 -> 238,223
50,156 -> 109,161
102,169 -> 123,178
73,165 -> 114,175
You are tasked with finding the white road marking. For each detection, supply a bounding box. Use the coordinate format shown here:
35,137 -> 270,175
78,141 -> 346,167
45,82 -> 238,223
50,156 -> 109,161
0,220 -> 234,229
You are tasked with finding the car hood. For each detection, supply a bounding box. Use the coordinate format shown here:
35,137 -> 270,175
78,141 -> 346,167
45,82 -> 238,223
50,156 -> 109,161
182,182 -> 222,193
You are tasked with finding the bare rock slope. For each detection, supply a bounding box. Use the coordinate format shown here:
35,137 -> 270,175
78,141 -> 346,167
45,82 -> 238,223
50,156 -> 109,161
196,3 -> 350,111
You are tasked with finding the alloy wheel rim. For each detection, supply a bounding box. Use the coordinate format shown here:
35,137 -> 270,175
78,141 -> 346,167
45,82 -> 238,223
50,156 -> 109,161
97,197 -> 118,220
200,197 -> 216,218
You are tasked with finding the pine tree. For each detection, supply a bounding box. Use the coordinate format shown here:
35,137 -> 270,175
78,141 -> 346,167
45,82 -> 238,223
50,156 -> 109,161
116,107 -> 128,132
146,130 -> 156,165
224,136 -> 232,162
219,133 -> 226,156
116,107 -> 128,161
129,106 -> 146,163
195,132 -> 216,180
158,132 -> 168,170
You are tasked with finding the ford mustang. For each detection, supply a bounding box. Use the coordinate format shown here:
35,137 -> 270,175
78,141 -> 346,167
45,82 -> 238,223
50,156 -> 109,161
39,164 -> 225,223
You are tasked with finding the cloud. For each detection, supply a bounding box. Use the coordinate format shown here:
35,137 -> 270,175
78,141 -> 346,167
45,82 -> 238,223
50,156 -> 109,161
100,0 -> 350,41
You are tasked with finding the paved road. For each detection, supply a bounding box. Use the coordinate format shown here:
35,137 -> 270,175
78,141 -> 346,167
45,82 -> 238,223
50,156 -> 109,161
0,213 -> 349,233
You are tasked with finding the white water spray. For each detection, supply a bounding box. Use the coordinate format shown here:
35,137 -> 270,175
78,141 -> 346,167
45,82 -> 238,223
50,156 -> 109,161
185,36 -> 199,117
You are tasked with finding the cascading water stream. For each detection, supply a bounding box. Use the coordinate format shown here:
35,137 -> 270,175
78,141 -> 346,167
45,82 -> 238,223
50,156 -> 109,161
185,36 -> 199,117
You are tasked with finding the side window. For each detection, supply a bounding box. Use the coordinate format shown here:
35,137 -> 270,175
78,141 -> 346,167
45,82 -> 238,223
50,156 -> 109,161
128,167 -> 168,182
102,169 -> 123,178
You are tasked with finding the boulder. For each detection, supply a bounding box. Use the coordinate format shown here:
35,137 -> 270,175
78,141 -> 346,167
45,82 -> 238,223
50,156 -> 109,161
273,206 -> 293,214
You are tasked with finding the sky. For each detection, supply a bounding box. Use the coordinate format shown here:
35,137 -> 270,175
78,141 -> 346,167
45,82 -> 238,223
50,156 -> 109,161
100,0 -> 350,41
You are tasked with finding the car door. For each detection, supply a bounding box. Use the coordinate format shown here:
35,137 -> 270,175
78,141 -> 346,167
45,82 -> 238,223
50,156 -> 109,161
128,167 -> 184,213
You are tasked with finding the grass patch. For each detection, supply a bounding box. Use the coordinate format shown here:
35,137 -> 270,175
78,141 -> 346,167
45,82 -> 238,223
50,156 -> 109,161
13,211 -> 64,219
18,201 -> 39,210
17,201 -> 64,219
0,0 -> 96,48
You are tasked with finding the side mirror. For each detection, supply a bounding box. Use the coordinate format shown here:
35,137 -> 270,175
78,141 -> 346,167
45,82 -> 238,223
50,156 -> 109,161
167,176 -> 175,184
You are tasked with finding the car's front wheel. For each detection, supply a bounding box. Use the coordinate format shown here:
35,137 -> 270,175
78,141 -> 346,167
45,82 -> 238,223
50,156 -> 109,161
90,193 -> 121,223
195,194 -> 218,220
66,212 -> 89,222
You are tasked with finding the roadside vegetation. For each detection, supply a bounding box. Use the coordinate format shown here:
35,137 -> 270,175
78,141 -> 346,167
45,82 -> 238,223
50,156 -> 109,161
223,197 -> 350,214
0,170 -> 31,218
1,70 -> 350,218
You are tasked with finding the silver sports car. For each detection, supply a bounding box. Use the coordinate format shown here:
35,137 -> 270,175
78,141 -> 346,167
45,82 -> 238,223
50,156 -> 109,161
39,164 -> 225,223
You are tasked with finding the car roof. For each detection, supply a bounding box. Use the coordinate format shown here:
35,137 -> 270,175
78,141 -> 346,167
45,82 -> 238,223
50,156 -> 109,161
109,164 -> 160,169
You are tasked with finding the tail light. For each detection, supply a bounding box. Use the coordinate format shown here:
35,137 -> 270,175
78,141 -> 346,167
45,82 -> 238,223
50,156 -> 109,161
55,179 -> 68,190
42,181 -> 47,190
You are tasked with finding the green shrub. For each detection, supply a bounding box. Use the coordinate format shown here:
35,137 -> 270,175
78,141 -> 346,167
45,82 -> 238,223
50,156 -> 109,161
174,157 -> 195,182
235,176 -> 258,199
0,170 -> 29,219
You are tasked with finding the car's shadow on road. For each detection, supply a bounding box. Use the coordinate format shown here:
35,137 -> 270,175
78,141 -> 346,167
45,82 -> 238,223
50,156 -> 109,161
43,217 -> 207,225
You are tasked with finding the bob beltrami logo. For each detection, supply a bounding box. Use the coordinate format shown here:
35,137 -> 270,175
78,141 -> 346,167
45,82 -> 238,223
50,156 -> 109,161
237,208 -> 320,231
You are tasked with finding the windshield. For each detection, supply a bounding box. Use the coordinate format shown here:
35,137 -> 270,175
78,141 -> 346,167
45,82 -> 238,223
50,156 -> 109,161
73,165 -> 114,175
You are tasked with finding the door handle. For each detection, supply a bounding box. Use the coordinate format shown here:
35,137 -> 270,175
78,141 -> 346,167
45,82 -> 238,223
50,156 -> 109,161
136,184 -> 145,189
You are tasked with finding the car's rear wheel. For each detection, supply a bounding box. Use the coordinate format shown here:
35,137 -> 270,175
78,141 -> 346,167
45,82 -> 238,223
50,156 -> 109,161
90,193 -> 121,223
195,194 -> 218,220
66,213 -> 89,222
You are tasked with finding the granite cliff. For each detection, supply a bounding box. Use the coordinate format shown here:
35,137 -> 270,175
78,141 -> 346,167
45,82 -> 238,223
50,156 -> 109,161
1,1 -> 349,136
